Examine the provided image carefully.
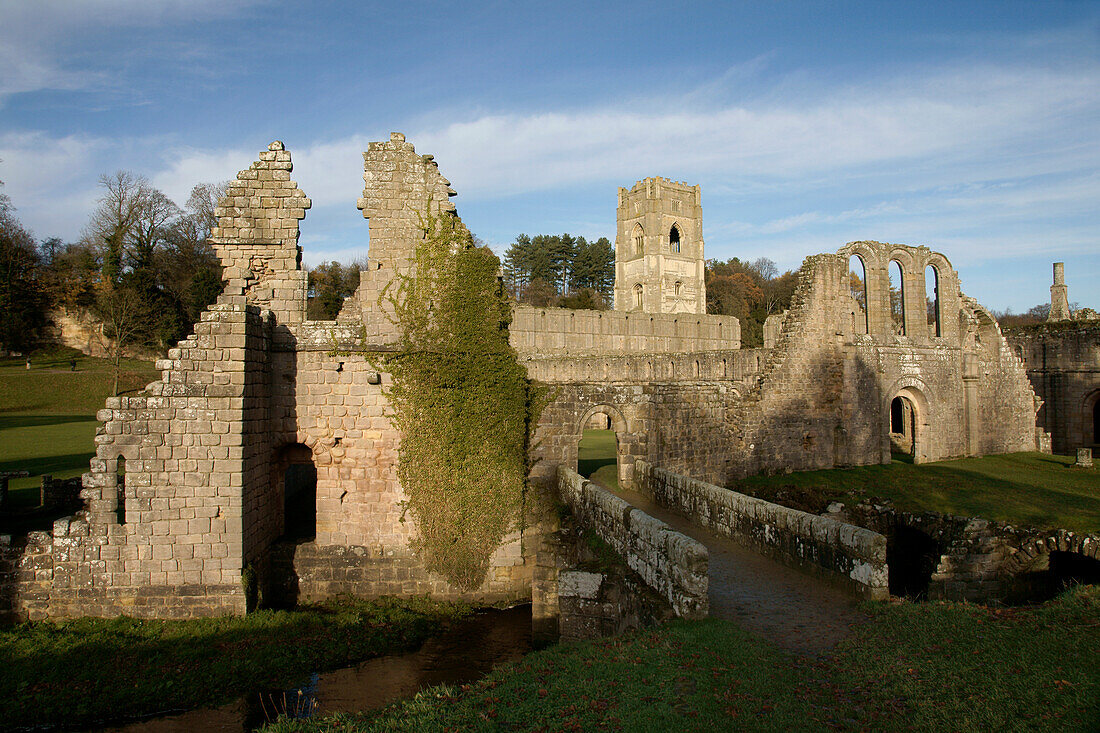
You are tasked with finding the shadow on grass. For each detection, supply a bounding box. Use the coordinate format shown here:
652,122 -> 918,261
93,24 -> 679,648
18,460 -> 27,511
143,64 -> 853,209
738,453 -> 1100,533
0,452 -> 95,478
577,456 -> 615,479
0,414 -> 95,430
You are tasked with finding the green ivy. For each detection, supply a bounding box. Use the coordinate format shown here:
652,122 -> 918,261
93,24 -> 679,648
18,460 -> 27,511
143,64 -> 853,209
380,208 -> 547,590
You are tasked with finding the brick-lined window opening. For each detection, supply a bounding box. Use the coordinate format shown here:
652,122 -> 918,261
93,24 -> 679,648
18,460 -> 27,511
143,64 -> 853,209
115,456 -> 126,525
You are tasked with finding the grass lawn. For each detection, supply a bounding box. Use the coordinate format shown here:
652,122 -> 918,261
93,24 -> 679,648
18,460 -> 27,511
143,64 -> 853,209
0,347 -> 158,509
0,596 -> 471,730
265,586 -> 1100,732
734,453 -> 1100,533
577,428 -> 616,480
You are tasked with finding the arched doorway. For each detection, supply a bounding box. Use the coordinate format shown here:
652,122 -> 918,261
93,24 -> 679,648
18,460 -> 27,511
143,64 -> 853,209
575,405 -> 631,490
890,395 -> 916,461
887,384 -> 931,463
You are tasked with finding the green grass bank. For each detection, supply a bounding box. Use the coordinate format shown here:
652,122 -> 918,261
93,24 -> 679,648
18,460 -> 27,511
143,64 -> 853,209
265,586 -> 1100,733
734,452 -> 1100,533
0,348 -> 158,508
0,596 -> 471,730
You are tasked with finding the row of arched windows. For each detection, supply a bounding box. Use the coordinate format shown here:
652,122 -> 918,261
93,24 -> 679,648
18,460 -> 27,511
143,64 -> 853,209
849,255 -> 941,337
631,223 -> 684,256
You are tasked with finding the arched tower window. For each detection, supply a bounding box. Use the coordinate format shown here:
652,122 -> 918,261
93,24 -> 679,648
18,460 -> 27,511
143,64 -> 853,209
674,280 -> 683,297
889,260 -> 906,336
633,283 -> 643,309
926,265 -> 941,338
669,224 -> 681,253
849,255 -> 868,335
632,224 -> 645,257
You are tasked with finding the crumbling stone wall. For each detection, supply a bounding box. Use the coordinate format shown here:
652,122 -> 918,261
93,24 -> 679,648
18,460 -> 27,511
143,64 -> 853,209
724,241 -> 1043,479
1007,321 -> 1100,454
510,306 -> 739,354
842,503 -> 1100,603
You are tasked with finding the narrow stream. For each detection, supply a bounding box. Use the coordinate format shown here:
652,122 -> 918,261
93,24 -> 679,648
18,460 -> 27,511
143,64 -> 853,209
96,604 -> 532,733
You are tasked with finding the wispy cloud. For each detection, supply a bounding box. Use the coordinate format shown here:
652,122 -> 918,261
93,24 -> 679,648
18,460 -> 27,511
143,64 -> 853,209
0,0 -> 260,99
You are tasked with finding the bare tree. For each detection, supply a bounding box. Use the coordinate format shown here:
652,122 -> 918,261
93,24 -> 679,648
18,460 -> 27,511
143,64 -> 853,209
129,189 -> 181,272
86,172 -> 149,284
94,283 -> 143,396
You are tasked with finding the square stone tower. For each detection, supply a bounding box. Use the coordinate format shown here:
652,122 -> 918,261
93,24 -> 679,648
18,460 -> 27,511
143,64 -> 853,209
613,177 -> 706,314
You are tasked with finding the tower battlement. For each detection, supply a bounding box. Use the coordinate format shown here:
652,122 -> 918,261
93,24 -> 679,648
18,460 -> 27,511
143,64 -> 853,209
613,177 -> 705,314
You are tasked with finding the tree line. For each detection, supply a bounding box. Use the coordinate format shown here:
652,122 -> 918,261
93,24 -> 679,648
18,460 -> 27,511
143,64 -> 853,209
0,173 -> 226,369
502,233 -> 616,310
706,257 -> 798,347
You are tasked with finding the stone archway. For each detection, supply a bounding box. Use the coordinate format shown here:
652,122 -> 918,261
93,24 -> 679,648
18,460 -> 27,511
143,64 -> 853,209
575,403 -> 635,489
1001,533 -> 1100,603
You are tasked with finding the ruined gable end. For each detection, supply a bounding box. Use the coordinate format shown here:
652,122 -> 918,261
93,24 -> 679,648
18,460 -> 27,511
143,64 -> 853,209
209,141 -> 312,323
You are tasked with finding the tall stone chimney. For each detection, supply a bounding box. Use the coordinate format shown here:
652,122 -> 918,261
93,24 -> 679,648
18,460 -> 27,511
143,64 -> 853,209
1048,262 -> 1071,321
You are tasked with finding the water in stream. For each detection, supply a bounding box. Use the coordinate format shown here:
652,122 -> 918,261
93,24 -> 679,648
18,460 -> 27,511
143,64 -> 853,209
96,604 -> 532,733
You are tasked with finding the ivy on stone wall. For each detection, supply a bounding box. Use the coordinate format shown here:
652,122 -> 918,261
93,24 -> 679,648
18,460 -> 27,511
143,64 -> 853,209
381,208 -> 546,590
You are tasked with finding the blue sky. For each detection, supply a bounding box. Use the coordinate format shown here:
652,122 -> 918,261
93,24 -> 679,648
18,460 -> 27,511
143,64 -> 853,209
1,0 -> 1097,313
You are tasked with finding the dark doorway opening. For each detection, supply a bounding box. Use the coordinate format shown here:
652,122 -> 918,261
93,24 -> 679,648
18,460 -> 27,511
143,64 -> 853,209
284,462 -> 317,541
887,526 -> 940,599
1093,400 -> 1099,444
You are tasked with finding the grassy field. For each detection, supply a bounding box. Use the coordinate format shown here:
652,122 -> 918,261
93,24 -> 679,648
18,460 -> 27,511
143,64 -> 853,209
575,432 -> 1100,532
577,428 -> 617,480
0,596 -> 471,730
266,585 -> 1100,732
734,452 -> 1100,533
0,348 -> 158,508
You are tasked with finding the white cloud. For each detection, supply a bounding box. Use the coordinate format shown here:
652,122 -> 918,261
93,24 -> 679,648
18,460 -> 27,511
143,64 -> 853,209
4,53 -> 1099,301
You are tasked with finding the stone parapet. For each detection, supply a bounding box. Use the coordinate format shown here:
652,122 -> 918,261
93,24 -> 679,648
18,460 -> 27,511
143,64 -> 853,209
635,461 -> 888,600
520,348 -> 764,385
510,306 -> 739,356
557,466 -> 708,618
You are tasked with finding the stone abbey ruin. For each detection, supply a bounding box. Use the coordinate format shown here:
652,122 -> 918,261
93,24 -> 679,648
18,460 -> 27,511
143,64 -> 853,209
1,133 -> 1096,622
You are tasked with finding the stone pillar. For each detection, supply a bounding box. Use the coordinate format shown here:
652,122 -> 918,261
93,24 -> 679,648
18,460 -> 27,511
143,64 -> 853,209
1076,448 -> 1093,468
963,354 -> 981,456
1048,262 -> 1071,321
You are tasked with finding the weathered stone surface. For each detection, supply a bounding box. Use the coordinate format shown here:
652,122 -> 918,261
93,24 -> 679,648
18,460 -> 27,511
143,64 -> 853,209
558,466 -> 708,619
635,460 -> 889,600
1007,320 -> 1100,455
